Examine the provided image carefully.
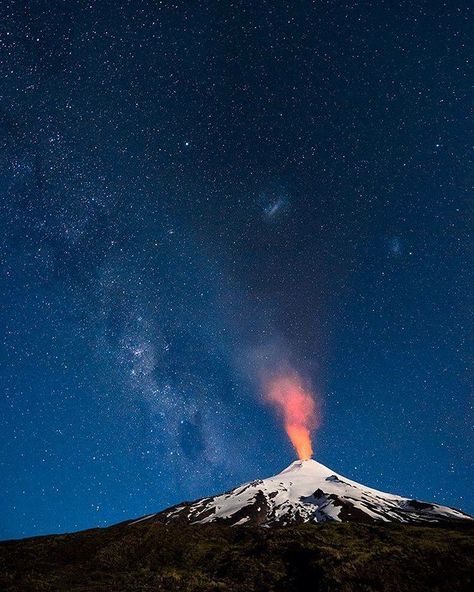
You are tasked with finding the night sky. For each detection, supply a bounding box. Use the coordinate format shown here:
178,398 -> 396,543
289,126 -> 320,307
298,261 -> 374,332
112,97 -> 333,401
1,1 -> 472,540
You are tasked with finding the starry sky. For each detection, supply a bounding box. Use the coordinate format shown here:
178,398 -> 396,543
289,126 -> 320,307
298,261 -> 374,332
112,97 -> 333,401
0,1 -> 472,540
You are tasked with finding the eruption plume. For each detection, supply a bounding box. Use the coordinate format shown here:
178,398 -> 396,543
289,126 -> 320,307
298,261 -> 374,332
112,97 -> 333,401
264,372 -> 318,460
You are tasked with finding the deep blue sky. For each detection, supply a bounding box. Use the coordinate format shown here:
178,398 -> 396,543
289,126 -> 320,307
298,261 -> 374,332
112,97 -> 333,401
0,0 -> 472,540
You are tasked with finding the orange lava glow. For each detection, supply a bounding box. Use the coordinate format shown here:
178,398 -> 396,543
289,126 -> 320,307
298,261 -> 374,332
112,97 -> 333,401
286,423 -> 313,461
264,373 -> 318,460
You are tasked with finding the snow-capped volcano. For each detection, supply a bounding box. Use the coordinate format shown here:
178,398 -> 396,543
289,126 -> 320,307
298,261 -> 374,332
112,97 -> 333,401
140,459 -> 471,526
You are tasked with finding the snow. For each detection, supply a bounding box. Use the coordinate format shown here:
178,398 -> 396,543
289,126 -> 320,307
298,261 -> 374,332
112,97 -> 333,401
129,513 -> 157,525
162,459 -> 472,526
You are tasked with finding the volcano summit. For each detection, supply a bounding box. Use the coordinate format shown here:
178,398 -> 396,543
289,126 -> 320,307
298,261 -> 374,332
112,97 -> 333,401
138,459 -> 471,526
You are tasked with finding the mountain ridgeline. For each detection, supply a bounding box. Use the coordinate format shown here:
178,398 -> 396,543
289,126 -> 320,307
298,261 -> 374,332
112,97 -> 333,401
134,459 -> 472,527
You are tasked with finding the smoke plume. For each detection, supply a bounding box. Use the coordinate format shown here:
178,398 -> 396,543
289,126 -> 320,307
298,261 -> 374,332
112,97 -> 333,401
264,372 -> 318,460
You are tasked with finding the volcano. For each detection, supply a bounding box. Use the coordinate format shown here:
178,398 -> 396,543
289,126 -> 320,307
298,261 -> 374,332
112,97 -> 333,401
137,459 -> 471,526
2,460 -> 473,591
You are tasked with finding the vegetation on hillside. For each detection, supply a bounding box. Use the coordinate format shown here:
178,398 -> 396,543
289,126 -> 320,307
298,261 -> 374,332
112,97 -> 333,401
0,521 -> 472,591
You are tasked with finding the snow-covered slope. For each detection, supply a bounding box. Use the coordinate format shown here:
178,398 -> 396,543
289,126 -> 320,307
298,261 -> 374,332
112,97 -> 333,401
141,459 -> 472,526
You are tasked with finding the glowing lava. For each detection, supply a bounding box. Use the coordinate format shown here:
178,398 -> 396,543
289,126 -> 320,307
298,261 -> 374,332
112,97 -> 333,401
264,373 -> 318,460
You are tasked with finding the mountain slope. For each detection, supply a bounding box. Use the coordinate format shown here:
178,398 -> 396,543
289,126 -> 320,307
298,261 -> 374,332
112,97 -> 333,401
1,521 -> 473,592
146,459 -> 471,526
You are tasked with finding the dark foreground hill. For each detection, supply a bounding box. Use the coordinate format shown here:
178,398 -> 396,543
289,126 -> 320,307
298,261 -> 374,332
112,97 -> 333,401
1,520 -> 473,592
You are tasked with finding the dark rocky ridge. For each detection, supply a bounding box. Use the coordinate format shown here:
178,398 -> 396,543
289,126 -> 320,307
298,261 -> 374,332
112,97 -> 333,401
1,520 -> 473,591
